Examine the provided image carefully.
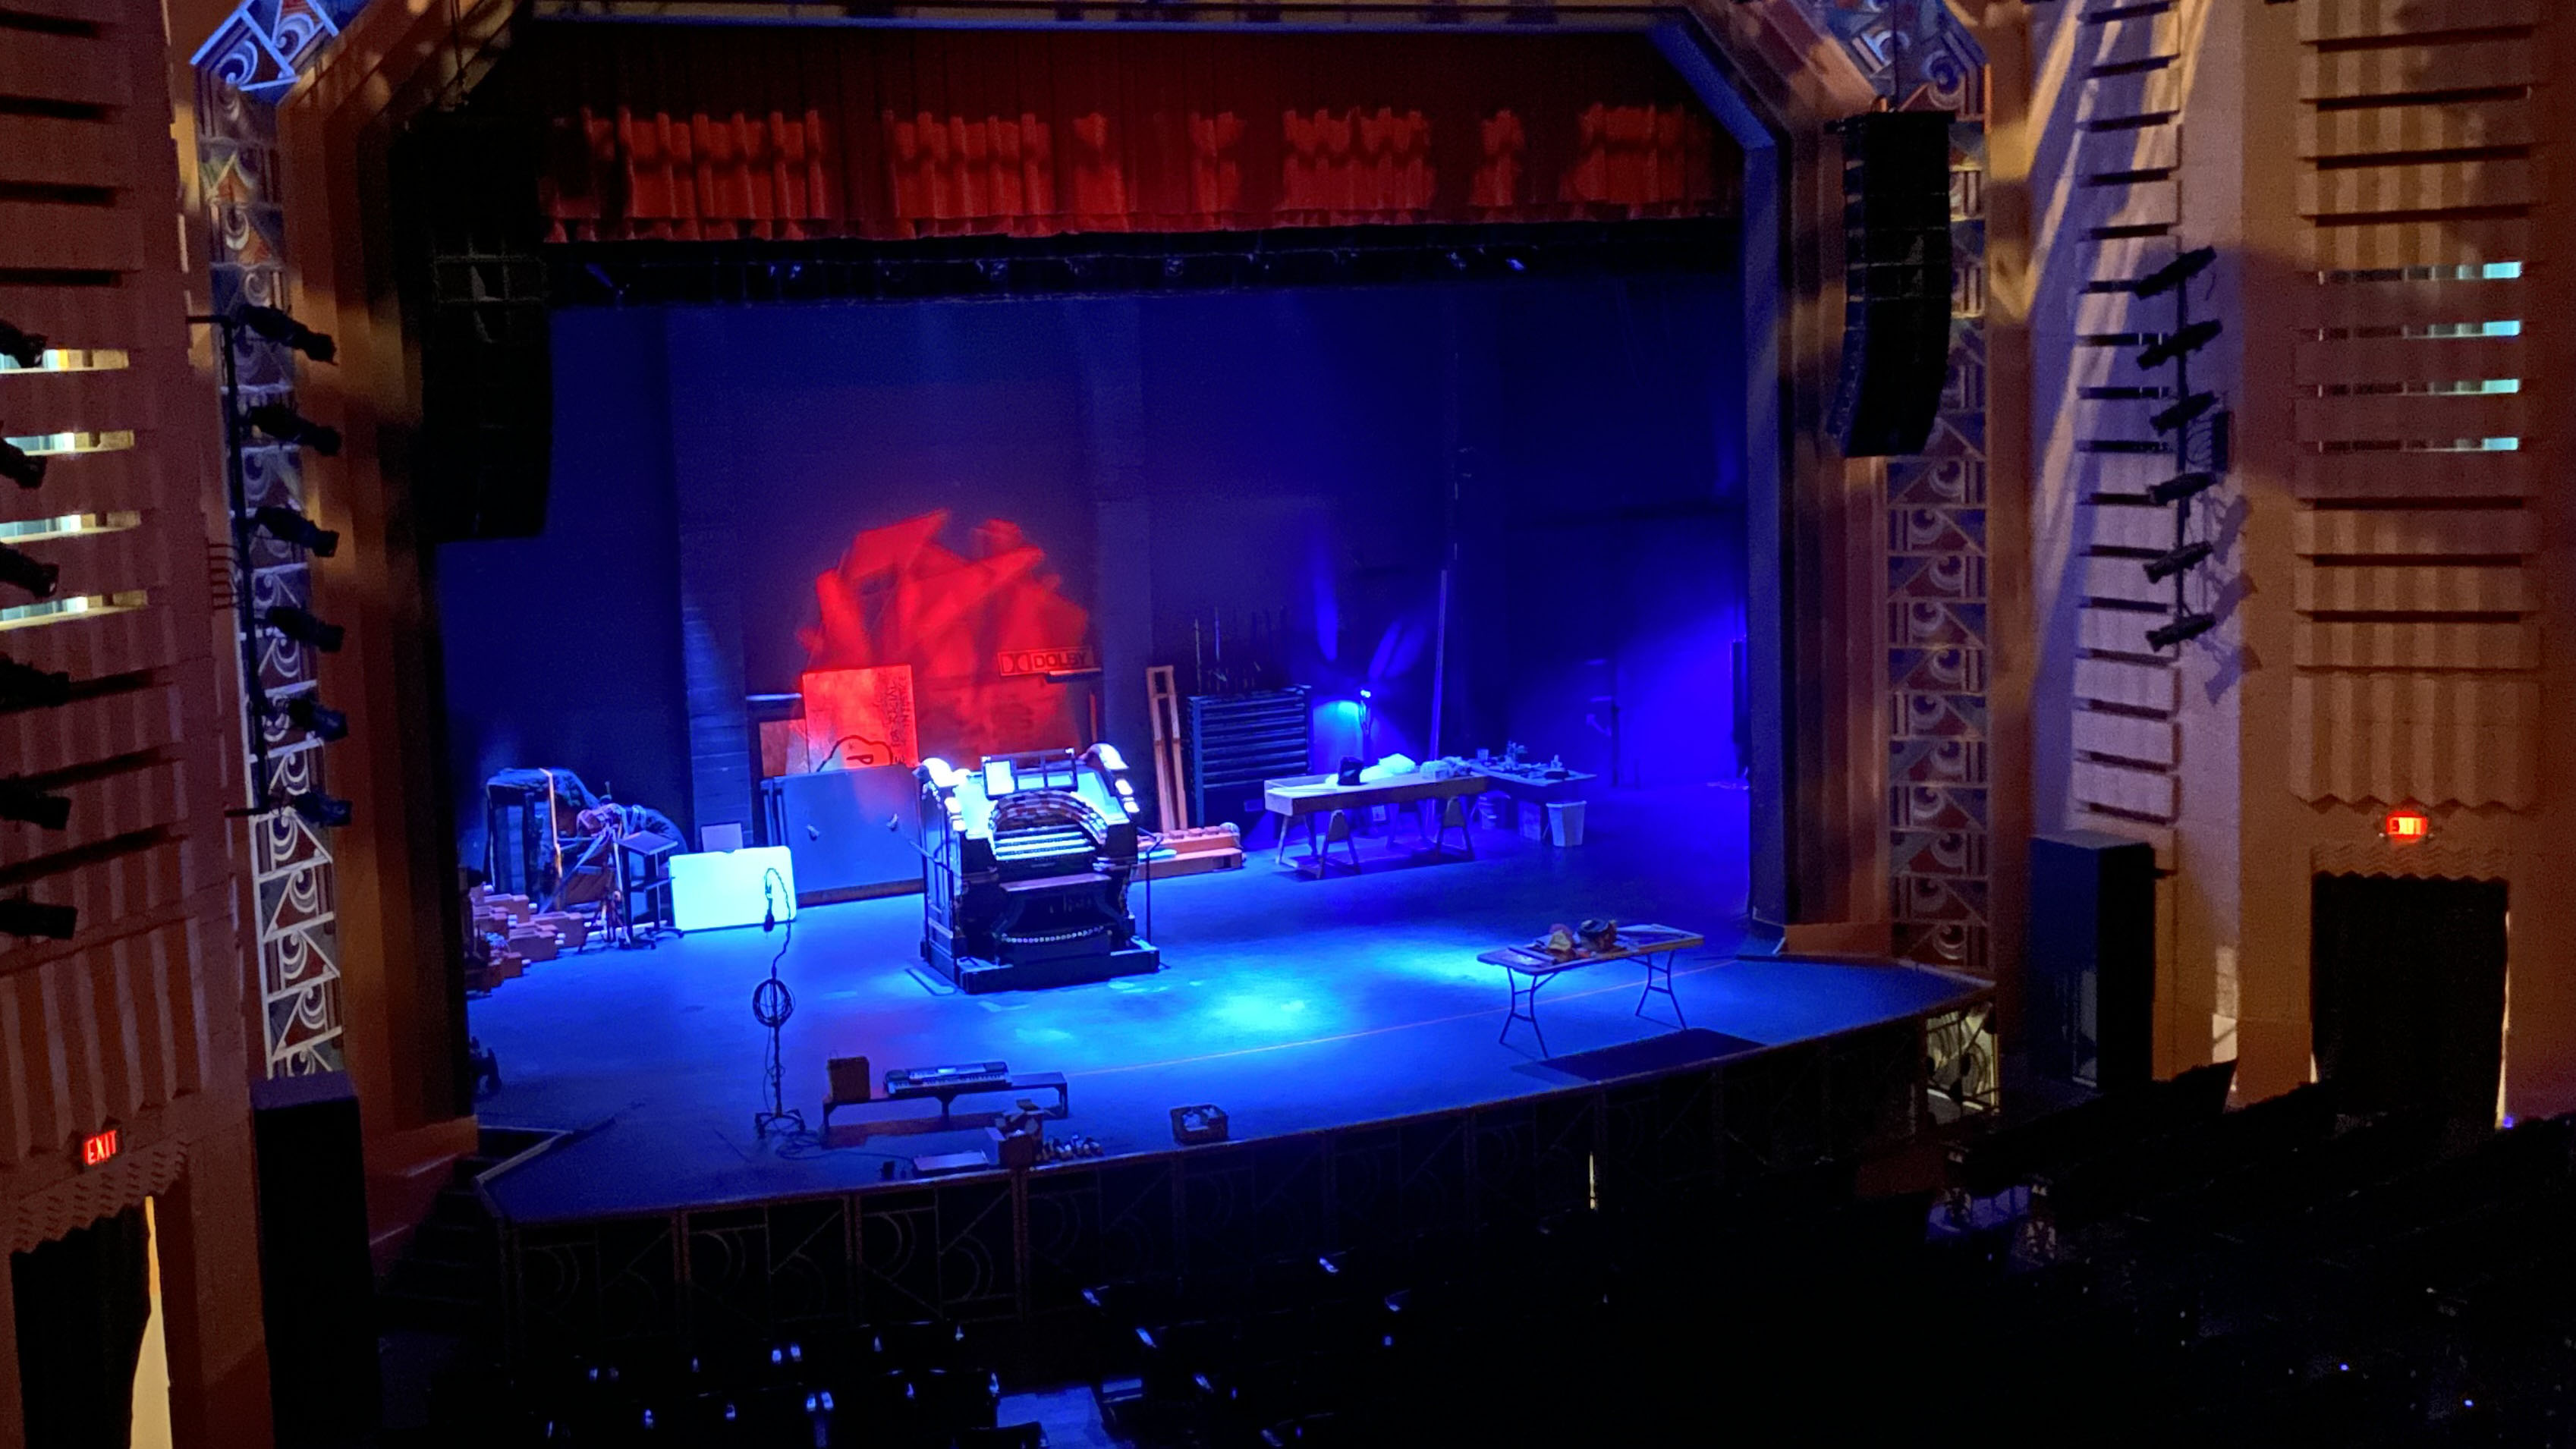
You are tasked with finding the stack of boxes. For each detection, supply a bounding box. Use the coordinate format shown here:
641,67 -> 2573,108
465,888 -> 596,992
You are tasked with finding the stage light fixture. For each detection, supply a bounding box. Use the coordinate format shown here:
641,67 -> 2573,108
0,654 -> 71,709
2147,613 -> 2219,651
2131,246 -> 2218,298
2137,319 -> 2224,370
0,437 -> 44,490
2151,393 -> 2220,434
264,605 -> 344,653
2144,541 -> 2214,584
2150,471 -> 2219,507
251,504 -> 339,558
0,897 -> 77,941
243,404 -> 342,457
0,320 -> 46,370
275,694 -> 348,742
0,545 -> 56,599
233,305 -> 336,363
0,778 -> 71,830
286,790 -> 353,828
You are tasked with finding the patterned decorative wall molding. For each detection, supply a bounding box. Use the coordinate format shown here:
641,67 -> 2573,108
190,0 -> 362,98
195,5 -> 366,1076
1794,0 -> 1999,975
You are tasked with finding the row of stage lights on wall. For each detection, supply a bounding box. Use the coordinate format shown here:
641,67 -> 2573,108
0,320 -> 55,490
0,317 -> 76,940
209,305 -> 357,831
2128,246 -> 2225,652
0,303 -> 355,942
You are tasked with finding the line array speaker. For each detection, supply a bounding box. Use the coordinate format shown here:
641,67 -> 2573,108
1829,112 -> 1955,458
253,1071 -> 382,1446
395,114 -> 552,541
2028,831 -> 2156,1092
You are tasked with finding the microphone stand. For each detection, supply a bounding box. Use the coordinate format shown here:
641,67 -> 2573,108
752,867 -> 804,1137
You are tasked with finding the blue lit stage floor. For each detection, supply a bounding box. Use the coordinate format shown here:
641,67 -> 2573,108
470,784 -> 1980,1224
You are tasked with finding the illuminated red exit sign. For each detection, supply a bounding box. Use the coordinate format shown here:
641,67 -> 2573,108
80,1129 -> 119,1168
2383,806 -> 2433,844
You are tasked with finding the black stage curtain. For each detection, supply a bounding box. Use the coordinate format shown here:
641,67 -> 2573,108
12,1205 -> 151,1449
515,26 -> 1735,241
2312,873 -> 2510,1123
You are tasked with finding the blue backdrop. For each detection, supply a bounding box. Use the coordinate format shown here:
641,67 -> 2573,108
439,274 -> 1747,854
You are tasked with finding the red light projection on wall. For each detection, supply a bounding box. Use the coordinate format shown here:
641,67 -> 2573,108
800,511 -> 1091,763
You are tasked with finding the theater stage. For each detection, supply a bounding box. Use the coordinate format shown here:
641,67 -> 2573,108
469,785 -> 1980,1225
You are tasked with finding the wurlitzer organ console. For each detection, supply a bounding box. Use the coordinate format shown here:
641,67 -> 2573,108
917,745 -> 1159,992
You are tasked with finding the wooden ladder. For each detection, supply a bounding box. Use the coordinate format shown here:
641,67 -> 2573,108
1146,665 -> 1190,831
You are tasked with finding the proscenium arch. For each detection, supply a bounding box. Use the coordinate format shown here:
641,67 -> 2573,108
278,0 -> 1887,973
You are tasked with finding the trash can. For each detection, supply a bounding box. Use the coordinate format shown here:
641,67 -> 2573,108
1545,800 -> 1587,847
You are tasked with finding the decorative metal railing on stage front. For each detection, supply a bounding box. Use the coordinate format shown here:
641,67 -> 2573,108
500,993 -> 1986,1359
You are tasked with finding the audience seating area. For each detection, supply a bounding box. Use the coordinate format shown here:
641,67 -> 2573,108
426,1319 -> 1026,1447
420,1066 -> 2576,1447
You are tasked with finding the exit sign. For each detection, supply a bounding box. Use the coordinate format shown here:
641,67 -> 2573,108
80,1128 -> 119,1168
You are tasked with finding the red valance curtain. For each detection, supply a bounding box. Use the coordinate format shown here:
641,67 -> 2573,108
524,27 -> 1735,242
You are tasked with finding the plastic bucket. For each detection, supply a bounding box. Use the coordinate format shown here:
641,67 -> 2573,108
1545,800 -> 1587,847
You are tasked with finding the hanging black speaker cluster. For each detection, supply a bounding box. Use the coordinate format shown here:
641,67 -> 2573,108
395,114 -> 553,542
1829,112 -> 1955,458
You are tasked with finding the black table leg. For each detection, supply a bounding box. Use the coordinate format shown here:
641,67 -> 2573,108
1502,970 -> 1550,1056
1636,948 -> 1687,1026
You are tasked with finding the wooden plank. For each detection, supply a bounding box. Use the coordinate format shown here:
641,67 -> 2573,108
0,30 -> 131,108
2074,657 -> 2177,713
2302,217 -> 2527,271
2295,277 -> 2530,331
2300,0 -> 2537,42
2088,178 -> 2179,232
2074,709 -> 2178,767
2298,159 -> 2534,218
2085,503 -> 2180,553
2084,555 -> 2171,605
2296,448 -> 2531,499
2074,449 -> 2183,492
0,365 -> 148,438
2077,122 -> 2179,176
2294,563 -> 2526,613
2084,9 -> 2181,68
0,201 -> 147,274
1145,665 -> 1186,830
2293,335 -> 2524,388
2077,68 -> 2182,126
0,115 -> 129,190
2079,606 -> 2166,656
0,287 -> 156,350
2298,100 -> 2534,159
2084,232 -> 2181,288
2294,392 -> 2523,442
2073,759 -> 2177,821
2301,41 -> 2537,102
2295,620 -> 2537,671
2291,508 -> 2537,555
0,680 -> 183,779
0,595 -> 181,680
